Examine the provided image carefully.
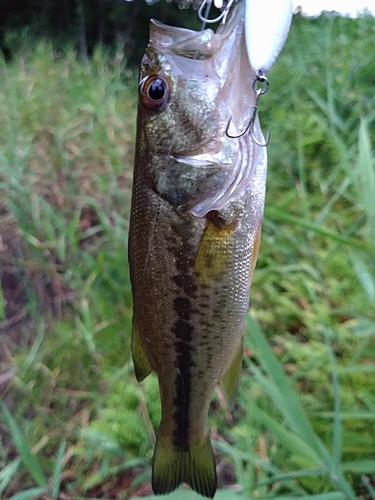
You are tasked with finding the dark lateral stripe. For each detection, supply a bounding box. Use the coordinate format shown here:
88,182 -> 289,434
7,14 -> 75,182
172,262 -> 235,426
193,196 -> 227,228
169,221 -> 197,449
172,316 -> 194,450
171,304 -> 195,448
172,332 -> 194,449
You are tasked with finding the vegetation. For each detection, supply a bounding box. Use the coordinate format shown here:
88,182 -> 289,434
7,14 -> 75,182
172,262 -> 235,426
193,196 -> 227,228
1,10 -> 375,500
0,0 -> 205,64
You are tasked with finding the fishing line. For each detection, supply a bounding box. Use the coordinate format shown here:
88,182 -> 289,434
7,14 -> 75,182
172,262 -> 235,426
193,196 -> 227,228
200,0 -> 213,30
198,0 -> 235,27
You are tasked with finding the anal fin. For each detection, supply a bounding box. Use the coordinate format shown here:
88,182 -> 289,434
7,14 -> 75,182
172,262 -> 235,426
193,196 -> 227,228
221,341 -> 243,408
131,322 -> 152,382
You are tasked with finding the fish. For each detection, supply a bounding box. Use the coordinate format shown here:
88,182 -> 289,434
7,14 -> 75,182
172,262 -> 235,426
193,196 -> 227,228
128,1 -> 267,497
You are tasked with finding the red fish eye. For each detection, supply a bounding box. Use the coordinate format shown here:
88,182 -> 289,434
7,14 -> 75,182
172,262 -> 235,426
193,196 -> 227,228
140,75 -> 170,111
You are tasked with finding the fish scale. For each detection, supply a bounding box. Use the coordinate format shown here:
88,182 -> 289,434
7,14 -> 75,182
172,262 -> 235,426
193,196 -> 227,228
128,1 -> 267,497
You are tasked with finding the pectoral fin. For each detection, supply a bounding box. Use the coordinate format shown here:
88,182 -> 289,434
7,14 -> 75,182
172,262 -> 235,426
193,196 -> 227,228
221,341 -> 243,408
131,322 -> 152,382
249,223 -> 262,284
194,219 -> 235,284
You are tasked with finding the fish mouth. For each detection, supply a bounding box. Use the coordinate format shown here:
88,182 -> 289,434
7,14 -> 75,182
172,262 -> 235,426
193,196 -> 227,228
149,0 -> 246,85
150,0 -> 244,54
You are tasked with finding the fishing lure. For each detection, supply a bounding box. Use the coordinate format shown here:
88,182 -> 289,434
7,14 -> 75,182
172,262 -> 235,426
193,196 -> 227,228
199,0 -> 293,141
245,0 -> 293,73
199,0 -> 292,74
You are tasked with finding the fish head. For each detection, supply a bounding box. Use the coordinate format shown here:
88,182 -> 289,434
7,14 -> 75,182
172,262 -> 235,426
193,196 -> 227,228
136,1 -> 266,216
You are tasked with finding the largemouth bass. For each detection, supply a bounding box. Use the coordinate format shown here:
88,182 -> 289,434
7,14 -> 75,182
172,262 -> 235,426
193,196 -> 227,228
128,1 -> 267,497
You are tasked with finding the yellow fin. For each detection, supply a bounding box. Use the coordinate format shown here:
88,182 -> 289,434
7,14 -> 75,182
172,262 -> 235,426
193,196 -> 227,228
249,223 -> 262,283
194,219 -> 235,284
152,431 -> 217,498
131,322 -> 152,382
221,341 -> 243,408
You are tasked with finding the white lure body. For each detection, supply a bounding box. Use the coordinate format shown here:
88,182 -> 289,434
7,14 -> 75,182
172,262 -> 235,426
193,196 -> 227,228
245,0 -> 293,73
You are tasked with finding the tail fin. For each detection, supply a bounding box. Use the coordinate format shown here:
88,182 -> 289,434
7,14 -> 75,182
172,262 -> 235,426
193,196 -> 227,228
152,431 -> 217,498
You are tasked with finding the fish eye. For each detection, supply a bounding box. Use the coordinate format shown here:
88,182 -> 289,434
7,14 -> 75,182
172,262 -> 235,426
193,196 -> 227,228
140,75 -> 170,111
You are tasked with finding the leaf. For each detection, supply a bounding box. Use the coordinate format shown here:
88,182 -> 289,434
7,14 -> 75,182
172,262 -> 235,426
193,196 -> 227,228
250,405 -> 321,467
51,440 -> 66,499
0,401 -> 47,488
245,317 -> 326,458
349,251 -> 375,303
0,459 -> 21,494
8,487 -> 48,500
270,494 -> 346,500
265,206 -> 367,250
244,316 -> 357,500
341,460 -> 375,473
356,118 -> 375,240
322,328 -> 342,472
0,282 -> 6,320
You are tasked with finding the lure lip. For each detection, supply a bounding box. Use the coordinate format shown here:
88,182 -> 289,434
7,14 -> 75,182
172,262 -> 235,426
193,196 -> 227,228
245,0 -> 293,73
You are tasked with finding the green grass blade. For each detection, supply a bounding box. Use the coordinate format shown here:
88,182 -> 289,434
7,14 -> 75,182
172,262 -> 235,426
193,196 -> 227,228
0,281 -> 6,320
51,439 -> 66,499
0,458 -> 21,494
361,476 -> 375,500
265,207 -> 367,250
341,460 -> 375,473
245,316 -> 357,499
18,323 -> 45,378
81,463 -> 129,491
8,487 -> 48,500
306,89 -> 348,134
349,251 -> 375,303
271,494 -> 346,500
245,316 -> 326,457
356,118 -> 375,240
250,405 -> 321,466
0,401 -> 47,488
258,467 -> 324,486
322,328 -> 342,471
320,411 -> 375,420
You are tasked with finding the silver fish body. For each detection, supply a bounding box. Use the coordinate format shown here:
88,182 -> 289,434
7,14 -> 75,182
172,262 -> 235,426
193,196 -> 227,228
128,2 -> 267,497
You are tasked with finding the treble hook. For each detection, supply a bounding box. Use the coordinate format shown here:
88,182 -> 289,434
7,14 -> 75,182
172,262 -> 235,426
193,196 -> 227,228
198,0 -> 236,25
226,71 -> 271,146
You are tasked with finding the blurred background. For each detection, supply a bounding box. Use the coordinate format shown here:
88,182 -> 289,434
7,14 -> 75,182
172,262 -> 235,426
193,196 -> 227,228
0,0 -> 214,65
0,1 -> 375,499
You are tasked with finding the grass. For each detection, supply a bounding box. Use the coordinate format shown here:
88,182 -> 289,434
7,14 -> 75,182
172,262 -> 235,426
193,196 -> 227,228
1,11 -> 375,500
